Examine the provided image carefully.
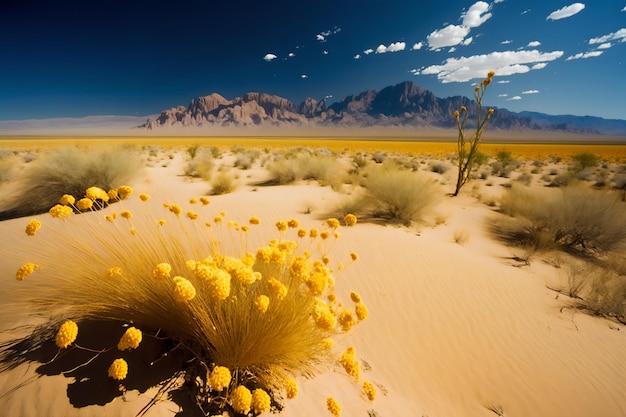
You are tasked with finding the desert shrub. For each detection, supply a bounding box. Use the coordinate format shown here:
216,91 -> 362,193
430,160 -> 452,174
515,172 -> 533,186
372,151 -> 386,164
586,272 -> 626,322
0,154 -> 18,183
333,164 -> 441,225
351,153 -> 368,171
210,170 -> 238,195
184,150 -> 215,180
494,184 -> 626,253
571,152 -> 600,172
0,188 -> 369,415
0,146 -> 143,220
547,173 -> 572,187
266,153 -> 343,189
186,144 -> 200,160
472,151 -> 490,167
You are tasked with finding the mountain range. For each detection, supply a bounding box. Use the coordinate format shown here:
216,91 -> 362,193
138,81 -> 626,136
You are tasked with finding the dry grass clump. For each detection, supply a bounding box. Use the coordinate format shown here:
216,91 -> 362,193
183,148 -> 215,180
265,151 -> 343,189
1,188 -> 369,415
493,183 -> 626,254
334,164 -> 441,226
210,170 -> 238,195
0,146 -> 142,220
0,151 -> 18,183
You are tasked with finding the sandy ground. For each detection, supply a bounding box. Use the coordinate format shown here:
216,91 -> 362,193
0,146 -> 625,417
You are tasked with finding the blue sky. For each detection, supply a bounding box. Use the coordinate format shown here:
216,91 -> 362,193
1,1 -> 624,121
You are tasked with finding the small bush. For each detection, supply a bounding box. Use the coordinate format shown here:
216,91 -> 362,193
430,161 -> 452,174
586,272 -> 626,322
494,184 -> 626,253
266,153 -> 343,189
571,152 -> 600,172
184,150 -> 215,180
0,146 -> 143,220
210,171 -> 238,195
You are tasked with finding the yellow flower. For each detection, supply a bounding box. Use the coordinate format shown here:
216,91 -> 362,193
230,385 -> 252,415
49,204 -> 74,219
186,211 -> 198,220
189,197 -> 197,204
107,189 -> 119,200
108,266 -> 122,277
297,228 -> 307,238
327,293 -> 337,303
59,194 -> 75,206
287,219 -> 300,228
76,198 -> 93,211
344,213 -> 357,226
139,193 -> 150,201
200,197 -> 210,206
209,366 -> 232,391
55,320 -> 78,349
25,219 -> 41,236
116,186 -> 133,200
309,228 -> 318,238
363,381 -> 377,401
487,108 -> 495,115
173,276 -> 196,302
461,105 -> 467,112
153,262 -> 172,278
326,218 -> 340,228
268,277 -> 288,300
340,347 -> 360,381
275,220 -> 288,232
214,215 -> 223,224
355,303 -> 369,321
254,295 -> 270,313
285,378 -> 298,399
117,327 -> 142,350
338,310 -> 356,331
169,204 -> 182,216
105,215 -> 115,222
322,337 -> 334,349
157,219 -> 166,226
350,252 -> 358,261
120,210 -> 132,219
326,397 -> 341,417
320,231 -> 330,240
307,272 -> 328,296
249,216 -> 260,225
312,300 -> 336,330
16,263 -> 40,280
196,265 -> 231,300
487,70 -> 495,79
86,186 -> 109,202
350,291 -> 361,303
130,227 -> 137,235
108,358 -> 128,380
251,388 -> 271,414
454,110 -> 460,119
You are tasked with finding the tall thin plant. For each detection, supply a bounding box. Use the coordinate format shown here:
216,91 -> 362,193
452,71 -> 495,196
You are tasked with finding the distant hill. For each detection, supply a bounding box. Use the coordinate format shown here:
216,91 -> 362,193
138,81 -> 626,136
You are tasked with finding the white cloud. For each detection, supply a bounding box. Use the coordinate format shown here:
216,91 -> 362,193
521,9 -> 531,15
501,40 -> 513,45
507,96 -> 522,101
588,28 -> 626,44
301,74 -> 308,79
497,80 -> 510,84
323,50 -> 329,55
498,93 -> 509,97
449,47 -> 457,53
531,62 -> 548,70
419,49 -> 564,82
527,41 -> 541,47
547,3 -> 585,21
522,90 -> 539,94
462,1 -> 492,27
354,54 -> 361,59
461,37 -> 473,46
596,42 -> 612,49
566,50 -> 603,60
494,0 -> 504,3
622,6 -> 626,12
263,53 -> 277,62
316,34 -> 325,42
427,24 -> 471,49
375,42 -> 406,54
411,42 -> 424,50
288,52 -> 295,57
364,49 -> 374,55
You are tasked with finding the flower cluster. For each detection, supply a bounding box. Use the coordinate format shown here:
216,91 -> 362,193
55,320 -> 78,349
108,358 -> 128,380
117,327 -> 142,351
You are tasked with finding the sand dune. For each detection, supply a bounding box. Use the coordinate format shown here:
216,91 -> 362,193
1,147 -> 625,417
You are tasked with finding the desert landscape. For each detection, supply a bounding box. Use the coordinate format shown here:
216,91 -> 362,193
0,132 -> 625,417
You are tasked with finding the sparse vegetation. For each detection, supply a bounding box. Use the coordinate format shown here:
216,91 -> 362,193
184,149 -> 215,180
265,152 -> 343,189
210,170 -> 238,195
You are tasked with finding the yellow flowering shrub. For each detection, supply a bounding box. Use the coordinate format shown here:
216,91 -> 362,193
86,186 -> 109,203
344,213 -> 357,226
108,358 -> 128,380
117,327 -> 142,351
76,198 -> 93,211
363,380 -> 377,401
231,385 -> 252,414
209,366 -> 231,391
340,346 -> 360,381
25,219 -> 41,236
355,303 -> 369,321
55,320 -> 78,349
4,188 -> 368,416
59,194 -> 75,206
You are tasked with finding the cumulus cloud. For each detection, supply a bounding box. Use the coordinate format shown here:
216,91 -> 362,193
566,50 -> 603,60
411,42 -> 424,50
301,74 -> 308,79
527,41 -> 541,47
462,1 -> 492,27
588,28 -> 626,44
316,34 -> 325,42
375,42 -> 406,54
354,54 -> 361,59
622,6 -> 626,12
522,90 -> 539,94
427,24 -> 471,49
419,49 -> 564,82
547,3 -> 585,21
494,0 -> 504,3
263,53 -> 277,61
501,40 -> 513,45
322,50 -> 329,55
596,42 -> 612,49
316,26 -> 341,42
288,52 -> 295,57
507,96 -> 522,101
531,62 -> 548,70
364,49 -> 374,55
